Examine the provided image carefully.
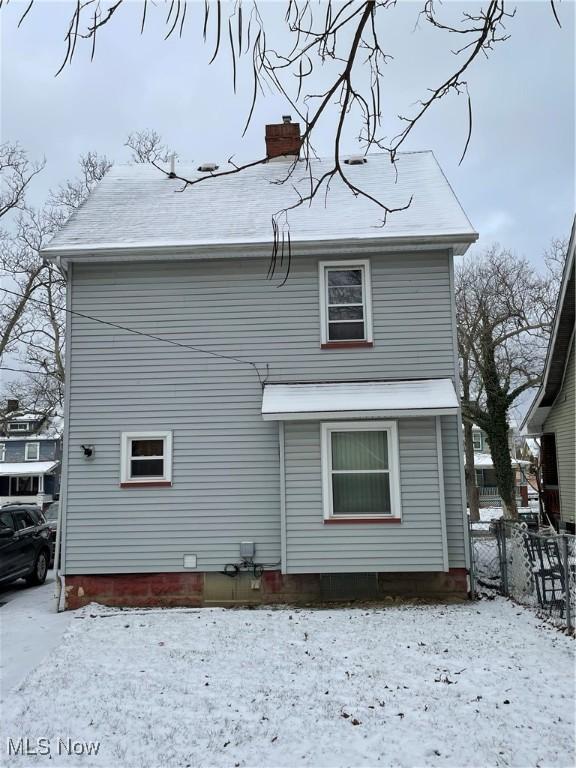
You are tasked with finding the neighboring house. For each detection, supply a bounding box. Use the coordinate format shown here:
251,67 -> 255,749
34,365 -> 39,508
471,425 -> 533,507
41,118 -> 478,609
523,217 -> 575,532
0,400 -> 62,509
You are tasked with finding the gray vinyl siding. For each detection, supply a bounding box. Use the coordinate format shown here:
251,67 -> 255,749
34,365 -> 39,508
543,339 -> 575,525
283,418 -> 447,573
65,251 -> 463,574
441,415 -> 467,567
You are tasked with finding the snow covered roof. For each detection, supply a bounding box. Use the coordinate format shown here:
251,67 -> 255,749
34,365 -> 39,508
262,378 -> 459,420
473,453 -> 530,468
6,413 -> 42,422
0,461 -> 59,477
42,152 -> 477,261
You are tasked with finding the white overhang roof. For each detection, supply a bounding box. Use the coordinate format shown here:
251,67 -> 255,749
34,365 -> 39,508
262,379 -> 459,421
0,461 -> 58,477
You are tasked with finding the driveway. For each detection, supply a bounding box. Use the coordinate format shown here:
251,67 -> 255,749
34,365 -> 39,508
0,572 -> 72,700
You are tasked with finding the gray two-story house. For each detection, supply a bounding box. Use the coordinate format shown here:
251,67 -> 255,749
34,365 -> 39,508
0,401 -> 62,509
42,119 -> 478,609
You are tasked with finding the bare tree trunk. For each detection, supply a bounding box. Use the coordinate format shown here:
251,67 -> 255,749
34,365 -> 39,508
464,420 -> 480,521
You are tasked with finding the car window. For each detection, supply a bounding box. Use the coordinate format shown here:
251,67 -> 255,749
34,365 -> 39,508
14,510 -> 37,530
28,508 -> 45,525
0,511 -> 14,532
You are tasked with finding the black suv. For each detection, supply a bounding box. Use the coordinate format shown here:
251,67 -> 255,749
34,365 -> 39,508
0,503 -> 51,587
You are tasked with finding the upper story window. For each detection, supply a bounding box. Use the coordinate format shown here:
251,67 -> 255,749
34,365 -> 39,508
0,443 -> 5,462
472,431 -> 483,451
319,260 -> 373,346
25,442 -> 40,461
120,431 -> 173,487
8,422 -> 28,432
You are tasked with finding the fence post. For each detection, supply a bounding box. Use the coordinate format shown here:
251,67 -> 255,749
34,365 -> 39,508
500,521 -> 509,597
468,520 -> 475,599
561,534 -> 572,633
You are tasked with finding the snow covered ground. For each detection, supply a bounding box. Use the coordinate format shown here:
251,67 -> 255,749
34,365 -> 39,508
1,598 -> 574,768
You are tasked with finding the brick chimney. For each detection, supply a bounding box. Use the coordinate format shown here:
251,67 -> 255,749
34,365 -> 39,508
6,399 -> 19,413
265,116 -> 301,159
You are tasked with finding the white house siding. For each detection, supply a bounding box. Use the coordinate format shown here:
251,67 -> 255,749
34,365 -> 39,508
543,339 -> 575,525
64,250 -> 463,574
283,418 -> 447,574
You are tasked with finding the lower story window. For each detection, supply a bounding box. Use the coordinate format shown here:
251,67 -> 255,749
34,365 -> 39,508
120,431 -> 172,485
321,421 -> 401,519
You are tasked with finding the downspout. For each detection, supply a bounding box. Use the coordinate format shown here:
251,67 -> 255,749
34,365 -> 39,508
448,248 -> 471,571
54,262 -> 72,611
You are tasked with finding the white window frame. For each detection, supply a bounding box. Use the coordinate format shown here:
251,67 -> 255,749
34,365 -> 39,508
320,420 -> 401,520
25,442 -> 40,461
472,431 -> 483,451
0,443 -> 4,462
319,259 -> 373,345
120,431 -> 173,485
8,422 -> 28,432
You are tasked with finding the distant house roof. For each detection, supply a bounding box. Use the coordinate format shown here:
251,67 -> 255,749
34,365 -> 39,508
262,378 -> 459,420
473,453 -> 530,469
523,216 -> 576,433
0,411 -> 62,440
0,461 -> 58,477
42,151 -> 477,262
6,413 -> 42,422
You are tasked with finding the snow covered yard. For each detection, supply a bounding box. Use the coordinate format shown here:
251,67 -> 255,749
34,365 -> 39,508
1,599 -> 574,768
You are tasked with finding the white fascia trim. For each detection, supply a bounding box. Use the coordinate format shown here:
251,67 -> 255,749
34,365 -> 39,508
321,420 -> 402,521
263,407 -> 459,421
41,233 -> 478,264
319,258 -> 373,345
120,430 -> 173,484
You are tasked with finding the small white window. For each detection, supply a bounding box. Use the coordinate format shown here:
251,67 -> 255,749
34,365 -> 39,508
319,260 -> 373,345
321,421 -> 401,520
9,422 -> 28,432
0,443 -> 5,462
472,431 -> 483,451
25,442 -> 40,461
120,431 -> 172,485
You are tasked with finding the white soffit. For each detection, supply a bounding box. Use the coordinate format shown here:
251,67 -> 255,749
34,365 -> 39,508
262,379 -> 459,421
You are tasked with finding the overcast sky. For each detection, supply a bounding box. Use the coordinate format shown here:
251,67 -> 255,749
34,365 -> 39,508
1,0 -> 574,265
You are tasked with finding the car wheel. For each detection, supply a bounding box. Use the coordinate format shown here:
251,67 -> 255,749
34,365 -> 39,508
26,550 -> 49,586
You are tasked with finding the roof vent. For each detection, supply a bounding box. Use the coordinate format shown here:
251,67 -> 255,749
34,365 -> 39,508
197,163 -> 219,172
344,156 -> 367,165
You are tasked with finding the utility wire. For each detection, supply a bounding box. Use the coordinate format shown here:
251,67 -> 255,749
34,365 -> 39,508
0,286 -> 267,385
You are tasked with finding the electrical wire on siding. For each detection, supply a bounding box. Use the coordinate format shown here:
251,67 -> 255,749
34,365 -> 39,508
0,286 -> 270,387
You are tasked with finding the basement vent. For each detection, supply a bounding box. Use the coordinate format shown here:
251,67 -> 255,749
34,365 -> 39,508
197,163 -> 219,172
344,156 -> 368,165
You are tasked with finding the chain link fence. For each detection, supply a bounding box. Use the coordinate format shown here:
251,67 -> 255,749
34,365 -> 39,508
469,518 -> 575,633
